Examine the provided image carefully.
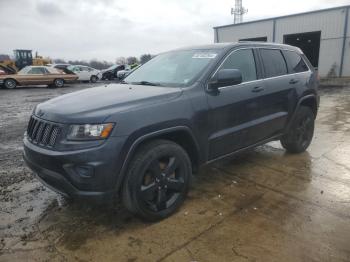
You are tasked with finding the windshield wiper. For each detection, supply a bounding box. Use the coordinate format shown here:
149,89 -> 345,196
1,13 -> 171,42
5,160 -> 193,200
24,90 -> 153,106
132,81 -> 161,86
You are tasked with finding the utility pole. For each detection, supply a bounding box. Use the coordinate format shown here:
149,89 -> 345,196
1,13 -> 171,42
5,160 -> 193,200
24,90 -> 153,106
231,0 -> 248,24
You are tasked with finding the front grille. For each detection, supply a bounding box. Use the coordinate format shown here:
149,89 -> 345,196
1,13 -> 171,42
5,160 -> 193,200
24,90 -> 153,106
27,116 -> 61,147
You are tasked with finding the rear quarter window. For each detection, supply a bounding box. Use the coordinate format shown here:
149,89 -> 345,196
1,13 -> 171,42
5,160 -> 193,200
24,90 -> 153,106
260,49 -> 287,78
282,50 -> 309,73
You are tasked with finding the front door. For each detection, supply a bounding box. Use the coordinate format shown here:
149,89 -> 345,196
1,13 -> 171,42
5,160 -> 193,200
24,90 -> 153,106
206,48 -> 265,160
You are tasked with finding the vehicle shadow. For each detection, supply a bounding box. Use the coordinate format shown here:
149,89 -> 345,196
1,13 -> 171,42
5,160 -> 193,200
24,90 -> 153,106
33,144 -> 312,252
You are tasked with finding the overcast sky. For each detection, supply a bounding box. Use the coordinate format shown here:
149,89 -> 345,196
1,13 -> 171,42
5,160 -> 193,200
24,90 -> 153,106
0,0 -> 349,62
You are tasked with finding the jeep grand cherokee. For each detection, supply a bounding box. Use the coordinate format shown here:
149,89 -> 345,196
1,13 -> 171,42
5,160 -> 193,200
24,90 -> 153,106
23,42 -> 319,221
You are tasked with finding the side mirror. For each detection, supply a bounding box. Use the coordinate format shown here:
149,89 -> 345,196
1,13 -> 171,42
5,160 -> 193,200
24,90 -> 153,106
208,69 -> 242,90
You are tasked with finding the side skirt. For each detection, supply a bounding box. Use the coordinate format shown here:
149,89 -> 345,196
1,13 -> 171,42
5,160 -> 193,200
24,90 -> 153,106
206,134 -> 283,165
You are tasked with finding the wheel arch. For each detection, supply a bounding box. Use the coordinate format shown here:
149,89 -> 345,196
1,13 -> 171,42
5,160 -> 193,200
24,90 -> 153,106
286,94 -> 318,131
54,78 -> 65,83
299,95 -> 318,117
115,126 -> 201,193
4,78 -> 19,85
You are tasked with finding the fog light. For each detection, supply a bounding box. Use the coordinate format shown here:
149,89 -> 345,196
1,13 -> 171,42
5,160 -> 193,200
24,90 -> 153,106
74,165 -> 94,178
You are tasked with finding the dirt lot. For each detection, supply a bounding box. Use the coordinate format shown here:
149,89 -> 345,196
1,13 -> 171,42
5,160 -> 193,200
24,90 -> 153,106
0,83 -> 350,261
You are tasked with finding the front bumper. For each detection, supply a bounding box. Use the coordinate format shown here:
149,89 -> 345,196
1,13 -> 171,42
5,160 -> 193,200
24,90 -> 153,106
23,136 -> 126,202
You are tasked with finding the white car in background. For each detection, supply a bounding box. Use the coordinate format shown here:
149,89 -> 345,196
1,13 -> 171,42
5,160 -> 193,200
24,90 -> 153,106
67,65 -> 100,83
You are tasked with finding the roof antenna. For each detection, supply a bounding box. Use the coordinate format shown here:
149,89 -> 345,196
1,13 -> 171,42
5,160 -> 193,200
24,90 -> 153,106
231,0 -> 248,24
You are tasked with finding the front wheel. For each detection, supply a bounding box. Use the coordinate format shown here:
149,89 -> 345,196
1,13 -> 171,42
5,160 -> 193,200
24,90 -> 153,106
90,75 -> 98,83
122,140 -> 192,221
53,78 -> 64,88
280,106 -> 315,153
4,79 -> 17,89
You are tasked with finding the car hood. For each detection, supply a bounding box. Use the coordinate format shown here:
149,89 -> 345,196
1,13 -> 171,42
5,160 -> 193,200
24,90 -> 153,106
34,84 -> 183,123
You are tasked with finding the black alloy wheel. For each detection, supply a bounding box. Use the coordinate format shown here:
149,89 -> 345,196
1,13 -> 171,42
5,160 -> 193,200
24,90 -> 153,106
122,140 -> 191,221
281,106 -> 315,153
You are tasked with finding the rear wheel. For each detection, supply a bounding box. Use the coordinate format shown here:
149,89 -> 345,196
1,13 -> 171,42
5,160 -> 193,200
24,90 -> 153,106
53,78 -> 64,88
4,79 -> 16,89
280,106 -> 315,153
90,75 -> 98,83
122,140 -> 192,221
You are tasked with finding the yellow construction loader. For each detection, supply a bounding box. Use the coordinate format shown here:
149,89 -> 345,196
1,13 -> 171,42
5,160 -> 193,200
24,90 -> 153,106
0,50 -> 52,74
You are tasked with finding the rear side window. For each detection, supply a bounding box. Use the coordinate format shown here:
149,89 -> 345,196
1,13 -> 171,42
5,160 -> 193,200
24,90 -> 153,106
221,49 -> 257,82
282,50 -> 309,73
260,49 -> 287,78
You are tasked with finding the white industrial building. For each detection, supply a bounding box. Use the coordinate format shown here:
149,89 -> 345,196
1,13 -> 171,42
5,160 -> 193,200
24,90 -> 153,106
214,5 -> 350,77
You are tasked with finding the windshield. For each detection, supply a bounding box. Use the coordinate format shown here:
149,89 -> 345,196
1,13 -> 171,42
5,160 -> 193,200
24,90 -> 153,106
124,50 -> 219,87
18,66 -> 31,74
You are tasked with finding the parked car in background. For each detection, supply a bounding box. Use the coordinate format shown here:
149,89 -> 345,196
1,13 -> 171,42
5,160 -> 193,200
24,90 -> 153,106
67,65 -> 100,83
49,64 -> 74,74
0,66 -> 78,89
117,65 -> 140,80
98,64 -> 125,80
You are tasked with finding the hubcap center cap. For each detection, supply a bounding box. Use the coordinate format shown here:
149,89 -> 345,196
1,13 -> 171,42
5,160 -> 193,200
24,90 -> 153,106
156,173 -> 168,187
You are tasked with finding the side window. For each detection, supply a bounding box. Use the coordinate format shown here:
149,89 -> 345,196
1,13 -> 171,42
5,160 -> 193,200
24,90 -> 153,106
42,68 -> 50,74
221,49 -> 257,82
282,50 -> 309,73
260,49 -> 287,78
28,68 -> 43,74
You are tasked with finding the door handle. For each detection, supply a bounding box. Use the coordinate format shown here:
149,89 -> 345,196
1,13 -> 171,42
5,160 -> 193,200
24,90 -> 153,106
289,79 -> 299,84
252,86 -> 264,93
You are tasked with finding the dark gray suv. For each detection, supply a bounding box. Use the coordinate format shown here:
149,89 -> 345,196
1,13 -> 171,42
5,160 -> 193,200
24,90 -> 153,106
23,42 -> 319,220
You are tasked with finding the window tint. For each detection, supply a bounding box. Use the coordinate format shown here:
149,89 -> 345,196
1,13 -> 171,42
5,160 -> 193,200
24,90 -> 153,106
282,50 -> 309,73
221,49 -> 257,82
260,49 -> 287,78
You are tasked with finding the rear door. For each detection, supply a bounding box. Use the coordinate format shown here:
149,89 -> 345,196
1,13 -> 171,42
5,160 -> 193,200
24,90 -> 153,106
247,48 -> 293,144
206,48 -> 266,160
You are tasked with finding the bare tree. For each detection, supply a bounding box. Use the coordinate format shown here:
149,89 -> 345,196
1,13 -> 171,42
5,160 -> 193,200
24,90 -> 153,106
0,54 -> 10,61
140,54 -> 152,64
126,56 -> 138,65
53,58 -> 67,64
116,57 -> 126,65
53,58 -> 112,69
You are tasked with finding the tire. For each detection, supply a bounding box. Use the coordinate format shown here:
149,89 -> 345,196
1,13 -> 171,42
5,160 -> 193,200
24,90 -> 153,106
280,106 -> 315,153
53,78 -> 64,88
4,79 -> 17,89
122,139 -> 192,221
90,75 -> 98,83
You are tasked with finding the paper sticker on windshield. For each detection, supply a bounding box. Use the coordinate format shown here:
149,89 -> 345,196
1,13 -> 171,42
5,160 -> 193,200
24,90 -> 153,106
192,53 -> 217,59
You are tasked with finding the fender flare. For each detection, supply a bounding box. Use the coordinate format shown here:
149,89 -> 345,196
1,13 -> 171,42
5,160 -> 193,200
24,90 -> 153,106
115,125 -> 200,192
286,94 -> 318,130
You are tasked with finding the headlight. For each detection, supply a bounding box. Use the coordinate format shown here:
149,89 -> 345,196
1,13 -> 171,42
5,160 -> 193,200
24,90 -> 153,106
67,123 -> 114,140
